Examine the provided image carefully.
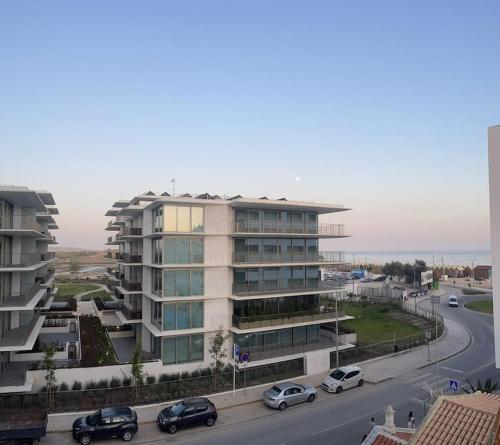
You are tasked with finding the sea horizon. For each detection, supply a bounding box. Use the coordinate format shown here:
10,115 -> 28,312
349,250 -> 491,267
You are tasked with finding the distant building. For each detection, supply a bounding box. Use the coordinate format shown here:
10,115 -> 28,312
488,124 -> 500,368
474,265 -> 492,281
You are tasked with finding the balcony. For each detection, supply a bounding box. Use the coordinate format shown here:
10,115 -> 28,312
232,280 -> 344,296
121,253 -> 142,264
114,271 -> 124,280
40,252 -> 55,261
121,227 -> 143,237
232,307 -> 345,330
0,283 -> 43,309
233,222 -> 347,237
119,304 -> 142,321
237,329 -> 354,362
233,251 -> 346,265
0,313 -> 45,351
0,253 -> 46,268
121,279 -> 142,292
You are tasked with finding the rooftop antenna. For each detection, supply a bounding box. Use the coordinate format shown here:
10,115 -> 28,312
171,178 -> 176,197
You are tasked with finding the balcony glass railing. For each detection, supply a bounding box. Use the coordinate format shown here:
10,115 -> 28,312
233,222 -> 345,236
232,307 -> 344,330
232,280 -> 344,295
233,251 -> 345,264
0,283 -> 42,308
0,252 -> 52,267
121,227 -> 143,236
121,280 -> 142,292
121,253 -> 142,264
119,304 -> 142,320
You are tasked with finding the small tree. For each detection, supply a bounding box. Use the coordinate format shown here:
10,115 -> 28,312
42,344 -> 57,409
208,326 -> 228,389
69,259 -> 81,275
131,344 -> 144,397
463,378 -> 499,394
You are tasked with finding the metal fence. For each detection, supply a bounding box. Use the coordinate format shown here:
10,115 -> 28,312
0,359 -> 304,413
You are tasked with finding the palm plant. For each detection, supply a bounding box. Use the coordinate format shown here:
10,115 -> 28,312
463,378 -> 499,394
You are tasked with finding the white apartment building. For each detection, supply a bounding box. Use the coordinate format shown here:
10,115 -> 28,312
0,186 -> 58,392
105,193 -> 354,376
488,125 -> 500,368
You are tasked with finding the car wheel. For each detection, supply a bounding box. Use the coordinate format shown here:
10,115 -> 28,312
167,424 -> 178,434
278,402 -> 287,411
121,430 -> 134,442
358,379 -> 364,387
336,386 -> 343,394
79,434 -> 91,445
205,417 -> 216,427
307,394 -> 315,402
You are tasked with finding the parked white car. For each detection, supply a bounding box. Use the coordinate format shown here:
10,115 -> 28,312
448,295 -> 459,307
321,366 -> 364,394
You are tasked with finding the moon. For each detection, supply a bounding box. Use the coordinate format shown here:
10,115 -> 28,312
295,177 -> 301,182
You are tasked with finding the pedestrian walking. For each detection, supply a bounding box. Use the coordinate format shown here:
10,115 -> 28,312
408,411 -> 415,429
368,417 -> 375,431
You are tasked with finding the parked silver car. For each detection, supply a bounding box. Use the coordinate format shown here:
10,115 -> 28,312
262,382 -> 317,410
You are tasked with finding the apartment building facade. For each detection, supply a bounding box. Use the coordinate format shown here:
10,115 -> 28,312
0,186 -> 58,391
488,125 -> 500,368
106,193 -> 352,375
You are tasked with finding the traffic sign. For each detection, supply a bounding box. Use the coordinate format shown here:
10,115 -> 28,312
233,343 -> 240,361
240,352 -> 250,363
449,379 -> 460,392
431,296 -> 440,304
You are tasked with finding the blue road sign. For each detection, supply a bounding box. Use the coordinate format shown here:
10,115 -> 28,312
240,352 -> 250,363
234,344 -> 240,361
449,379 -> 460,392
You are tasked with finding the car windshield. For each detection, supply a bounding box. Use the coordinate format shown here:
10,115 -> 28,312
268,386 -> 282,396
330,370 -> 346,380
169,403 -> 185,416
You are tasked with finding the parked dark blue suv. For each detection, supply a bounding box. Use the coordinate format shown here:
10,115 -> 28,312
72,407 -> 138,445
157,398 -> 217,434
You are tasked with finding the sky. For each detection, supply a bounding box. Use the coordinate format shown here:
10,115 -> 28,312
0,1 -> 498,251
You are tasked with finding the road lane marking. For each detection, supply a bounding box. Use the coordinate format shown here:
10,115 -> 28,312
311,412 -> 375,435
406,373 -> 433,384
439,366 -> 464,374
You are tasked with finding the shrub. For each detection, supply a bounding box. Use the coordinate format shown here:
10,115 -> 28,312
58,382 -> 69,392
200,367 -> 212,376
39,386 -> 47,393
96,379 -> 109,389
159,373 -> 169,383
86,380 -> 98,390
181,371 -> 190,380
146,375 -> 156,384
190,369 -> 200,378
72,381 -> 82,391
122,376 -> 132,386
110,377 -> 121,388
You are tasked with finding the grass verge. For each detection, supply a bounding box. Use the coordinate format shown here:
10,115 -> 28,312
341,303 -> 422,344
464,299 -> 493,314
55,282 -> 99,298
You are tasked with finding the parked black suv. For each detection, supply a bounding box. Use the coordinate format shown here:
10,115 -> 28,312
157,398 -> 217,434
72,407 -> 138,445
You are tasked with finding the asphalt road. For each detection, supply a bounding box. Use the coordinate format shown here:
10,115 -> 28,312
49,286 -> 496,445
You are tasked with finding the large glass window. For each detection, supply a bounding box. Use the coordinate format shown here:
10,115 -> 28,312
233,267 -> 319,293
151,301 -> 162,329
163,205 -> 204,233
153,239 -> 163,264
234,209 -> 317,234
162,302 -> 204,330
161,334 -> 204,365
263,211 -> 278,233
163,238 -> 204,264
152,269 -> 162,296
163,270 -> 204,297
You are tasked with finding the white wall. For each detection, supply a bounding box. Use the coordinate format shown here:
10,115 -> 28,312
488,125 -> 500,368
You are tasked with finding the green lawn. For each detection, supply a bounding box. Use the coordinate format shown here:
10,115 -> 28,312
341,303 -> 422,344
55,282 -> 100,298
462,288 -> 489,295
464,299 -> 493,314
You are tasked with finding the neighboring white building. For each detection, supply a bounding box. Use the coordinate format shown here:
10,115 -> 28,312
0,185 -> 58,392
105,192 -> 355,376
488,125 -> 500,368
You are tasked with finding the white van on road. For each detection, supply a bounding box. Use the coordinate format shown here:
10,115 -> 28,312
448,295 -> 459,307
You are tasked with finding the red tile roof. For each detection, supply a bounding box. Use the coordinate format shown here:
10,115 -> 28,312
411,392 -> 500,445
373,436 -> 404,445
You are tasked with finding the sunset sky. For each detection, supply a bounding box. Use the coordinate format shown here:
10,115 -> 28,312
1,1 -> 498,251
